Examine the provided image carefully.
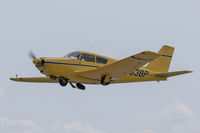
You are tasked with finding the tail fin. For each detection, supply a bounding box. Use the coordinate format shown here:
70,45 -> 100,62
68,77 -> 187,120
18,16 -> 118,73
145,45 -> 174,72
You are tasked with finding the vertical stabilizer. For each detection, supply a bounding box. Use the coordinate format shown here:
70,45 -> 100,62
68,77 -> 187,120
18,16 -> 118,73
145,45 -> 174,73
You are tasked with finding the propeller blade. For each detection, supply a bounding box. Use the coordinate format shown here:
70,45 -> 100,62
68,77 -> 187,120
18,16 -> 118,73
29,50 -> 36,60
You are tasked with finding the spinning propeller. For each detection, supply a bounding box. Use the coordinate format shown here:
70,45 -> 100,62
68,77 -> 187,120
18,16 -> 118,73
29,50 -> 37,60
29,50 -> 44,67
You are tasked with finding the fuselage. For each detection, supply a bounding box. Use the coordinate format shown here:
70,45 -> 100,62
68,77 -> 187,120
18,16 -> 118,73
33,51 -> 166,84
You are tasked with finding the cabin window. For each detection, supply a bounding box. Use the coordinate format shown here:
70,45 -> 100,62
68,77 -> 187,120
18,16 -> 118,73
96,56 -> 108,64
80,53 -> 95,62
65,52 -> 81,60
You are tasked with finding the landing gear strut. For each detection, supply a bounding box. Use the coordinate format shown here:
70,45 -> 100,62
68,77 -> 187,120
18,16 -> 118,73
58,78 -> 68,87
101,75 -> 111,86
76,83 -> 86,90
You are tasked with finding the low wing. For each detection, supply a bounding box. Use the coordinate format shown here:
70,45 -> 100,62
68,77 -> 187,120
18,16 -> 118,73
77,51 -> 161,80
155,70 -> 192,78
10,77 -> 58,83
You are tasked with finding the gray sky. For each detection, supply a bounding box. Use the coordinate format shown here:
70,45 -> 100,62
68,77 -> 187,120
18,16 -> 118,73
0,0 -> 200,133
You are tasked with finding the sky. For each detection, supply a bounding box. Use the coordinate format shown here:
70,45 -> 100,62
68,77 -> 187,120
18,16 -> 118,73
0,0 -> 200,133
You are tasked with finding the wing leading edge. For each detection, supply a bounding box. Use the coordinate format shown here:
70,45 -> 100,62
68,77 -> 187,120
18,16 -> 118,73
77,51 -> 161,80
10,77 -> 58,83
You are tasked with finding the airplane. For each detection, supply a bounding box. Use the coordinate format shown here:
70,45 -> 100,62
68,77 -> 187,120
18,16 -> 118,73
10,45 -> 192,90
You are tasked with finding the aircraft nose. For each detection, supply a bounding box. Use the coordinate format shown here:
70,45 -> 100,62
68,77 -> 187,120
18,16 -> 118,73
33,58 -> 45,67
33,58 -> 38,65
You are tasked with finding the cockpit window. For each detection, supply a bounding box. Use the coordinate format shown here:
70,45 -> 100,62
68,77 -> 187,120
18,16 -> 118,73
80,53 -> 95,62
64,52 -> 81,60
96,56 -> 108,64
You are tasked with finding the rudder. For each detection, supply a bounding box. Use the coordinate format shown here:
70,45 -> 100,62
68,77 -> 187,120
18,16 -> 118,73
145,45 -> 174,73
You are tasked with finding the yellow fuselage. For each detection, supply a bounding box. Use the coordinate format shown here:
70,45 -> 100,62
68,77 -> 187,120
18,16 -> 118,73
35,56 -> 166,85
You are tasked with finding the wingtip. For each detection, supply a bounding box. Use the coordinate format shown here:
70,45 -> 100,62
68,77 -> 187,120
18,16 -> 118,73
184,70 -> 193,73
10,78 -> 14,81
10,77 -> 22,81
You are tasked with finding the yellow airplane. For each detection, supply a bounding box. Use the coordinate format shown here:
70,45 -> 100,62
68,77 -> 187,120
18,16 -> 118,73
10,45 -> 192,90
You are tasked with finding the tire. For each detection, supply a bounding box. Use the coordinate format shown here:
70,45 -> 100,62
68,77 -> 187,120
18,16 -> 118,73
76,83 -> 86,90
59,78 -> 68,87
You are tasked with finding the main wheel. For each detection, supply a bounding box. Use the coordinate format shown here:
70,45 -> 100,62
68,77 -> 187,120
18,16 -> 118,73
59,78 -> 68,87
76,83 -> 86,90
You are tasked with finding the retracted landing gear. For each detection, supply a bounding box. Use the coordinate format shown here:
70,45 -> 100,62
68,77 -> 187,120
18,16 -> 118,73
58,77 -> 68,87
76,83 -> 86,90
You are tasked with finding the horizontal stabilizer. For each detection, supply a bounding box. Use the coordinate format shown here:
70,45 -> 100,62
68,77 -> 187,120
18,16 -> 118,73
155,70 -> 192,78
10,77 -> 58,83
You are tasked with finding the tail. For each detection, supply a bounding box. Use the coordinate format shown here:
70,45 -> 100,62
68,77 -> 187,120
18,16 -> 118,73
145,45 -> 192,77
145,45 -> 174,73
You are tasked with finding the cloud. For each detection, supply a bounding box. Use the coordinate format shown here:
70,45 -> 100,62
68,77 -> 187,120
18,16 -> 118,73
63,122 -> 106,133
0,118 -> 107,133
161,102 -> 195,120
54,122 -> 106,133
132,102 -> 198,133
0,117 -> 41,133
133,102 -> 195,121
170,121 -> 200,133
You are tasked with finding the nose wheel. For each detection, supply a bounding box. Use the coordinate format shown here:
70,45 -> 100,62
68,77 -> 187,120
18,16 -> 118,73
58,78 -> 68,87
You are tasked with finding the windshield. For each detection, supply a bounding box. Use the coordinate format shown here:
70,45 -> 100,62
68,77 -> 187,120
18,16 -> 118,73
64,52 -> 81,60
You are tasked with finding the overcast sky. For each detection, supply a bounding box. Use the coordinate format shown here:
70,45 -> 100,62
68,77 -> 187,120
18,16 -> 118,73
0,0 -> 200,133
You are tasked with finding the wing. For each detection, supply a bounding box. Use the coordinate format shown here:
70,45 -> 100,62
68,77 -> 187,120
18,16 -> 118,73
77,51 -> 161,80
10,77 -> 58,83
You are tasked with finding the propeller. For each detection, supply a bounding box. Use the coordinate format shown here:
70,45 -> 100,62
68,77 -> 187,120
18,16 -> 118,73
28,50 -> 44,67
29,50 -> 37,60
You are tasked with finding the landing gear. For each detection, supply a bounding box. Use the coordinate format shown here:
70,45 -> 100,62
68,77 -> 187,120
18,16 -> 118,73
57,77 -> 86,90
76,83 -> 86,90
58,78 -> 68,87
101,75 -> 111,86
